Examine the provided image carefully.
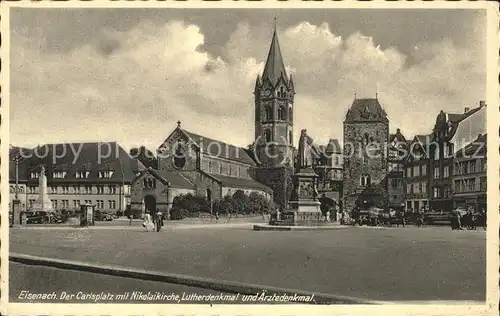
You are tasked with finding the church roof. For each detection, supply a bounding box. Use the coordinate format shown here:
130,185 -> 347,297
262,30 -> 288,86
182,130 -> 257,166
344,98 -> 389,123
205,172 -> 273,193
10,142 -> 145,183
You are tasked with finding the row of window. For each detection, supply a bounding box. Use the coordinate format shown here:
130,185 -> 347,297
433,166 -> 450,179
454,178 -> 487,193
388,163 -> 404,173
206,161 -> 249,178
263,105 -> 292,122
30,171 -> 114,179
454,159 -> 487,175
406,181 -> 428,195
432,188 -> 451,199
406,164 -> 428,178
26,185 -> 119,195
28,199 -> 117,209
433,143 -> 454,161
262,129 -> 293,145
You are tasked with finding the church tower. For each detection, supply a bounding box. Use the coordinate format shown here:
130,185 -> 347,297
254,26 -> 295,167
253,24 -> 295,208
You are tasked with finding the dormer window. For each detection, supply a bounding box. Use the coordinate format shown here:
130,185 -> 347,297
76,171 -> 90,179
98,171 -> 114,179
30,172 -> 39,179
53,171 -> 67,179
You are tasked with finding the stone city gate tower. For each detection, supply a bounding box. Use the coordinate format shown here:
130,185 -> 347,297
342,97 -> 389,212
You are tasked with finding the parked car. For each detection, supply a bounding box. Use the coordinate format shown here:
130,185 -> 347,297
26,211 -> 59,224
94,210 -> 113,221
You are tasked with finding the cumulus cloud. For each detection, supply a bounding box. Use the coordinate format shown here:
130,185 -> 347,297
10,19 -> 485,151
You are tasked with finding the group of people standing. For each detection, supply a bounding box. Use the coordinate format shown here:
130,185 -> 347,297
140,209 -> 164,232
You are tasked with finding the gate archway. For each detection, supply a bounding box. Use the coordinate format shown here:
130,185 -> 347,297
144,195 -> 157,215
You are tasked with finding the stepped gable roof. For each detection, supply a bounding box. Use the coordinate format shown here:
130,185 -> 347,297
325,139 -> 342,154
205,173 -> 273,193
13,142 -> 144,183
182,129 -> 257,166
455,133 -> 487,158
344,98 -> 389,123
389,128 -> 407,143
135,168 -> 195,189
262,29 -> 288,86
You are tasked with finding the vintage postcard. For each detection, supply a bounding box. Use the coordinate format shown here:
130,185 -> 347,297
1,1 -> 498,316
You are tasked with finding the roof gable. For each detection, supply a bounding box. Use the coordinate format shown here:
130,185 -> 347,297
344,98 -> 389,123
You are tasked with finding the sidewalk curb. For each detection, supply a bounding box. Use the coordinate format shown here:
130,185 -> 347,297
253,224 -> 351,231
9,253 -> 379,305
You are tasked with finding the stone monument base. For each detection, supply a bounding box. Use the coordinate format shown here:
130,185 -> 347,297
270,200 -> 322,226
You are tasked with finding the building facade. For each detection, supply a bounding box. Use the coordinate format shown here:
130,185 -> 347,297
428,102 -> 486,212
343,97 -> 389,211
387,129 -> 407,210
404,135 -> 430,213
155,122 -> 273,211
452,134 -> 487,212
313,139 -> 343,209
9,142 -> 143,214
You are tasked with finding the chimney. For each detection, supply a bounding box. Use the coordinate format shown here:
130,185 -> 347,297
464,107 -> 470,113
479,100 -> 485,107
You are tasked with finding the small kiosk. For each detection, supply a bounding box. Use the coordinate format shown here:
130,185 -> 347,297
80,203 -> 96,227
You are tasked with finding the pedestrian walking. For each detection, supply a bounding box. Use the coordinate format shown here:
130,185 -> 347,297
142,213 -> 154,232
155,209 -> 163,232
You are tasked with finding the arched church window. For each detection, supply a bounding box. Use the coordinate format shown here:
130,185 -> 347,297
280,87 -> 284,98
288,107 -> 293,121
364,133 -> 370,145
289,131 -> 293,145
360,174 -> 371,187
265,106 -> 272,121
278,106 -> 285,120
264,129 -> 271,143
173,142 -> 186,169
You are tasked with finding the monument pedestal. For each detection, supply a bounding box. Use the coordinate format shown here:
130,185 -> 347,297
288,167 -> 322,226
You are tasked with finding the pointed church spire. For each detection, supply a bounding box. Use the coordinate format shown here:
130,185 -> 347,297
254,74 -> 261,94
262,19 -> 288,86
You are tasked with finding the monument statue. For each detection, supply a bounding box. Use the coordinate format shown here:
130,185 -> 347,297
286,129 -> 322,225
297,129 -> 314,170
31,166 -> 54,213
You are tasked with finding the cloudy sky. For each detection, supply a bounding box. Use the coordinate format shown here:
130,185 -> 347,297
10,8 -> 486,150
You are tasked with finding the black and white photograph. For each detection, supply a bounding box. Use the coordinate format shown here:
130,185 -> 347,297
1,2 -> 498,316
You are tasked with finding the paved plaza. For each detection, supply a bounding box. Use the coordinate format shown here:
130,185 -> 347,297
9,225 -> 486,302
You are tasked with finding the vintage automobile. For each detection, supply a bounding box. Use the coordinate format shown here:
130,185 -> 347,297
94,210 -> 113,221
26,211 -> 61,224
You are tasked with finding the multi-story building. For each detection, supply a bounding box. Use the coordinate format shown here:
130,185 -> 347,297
313,138 -> 343,209
343,97 -> 389,211
387,129 -> 407,210
404,134 -> 431,213
9,142 -> 144,214
452,134 -> 487,212
428,101 -> 486,212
